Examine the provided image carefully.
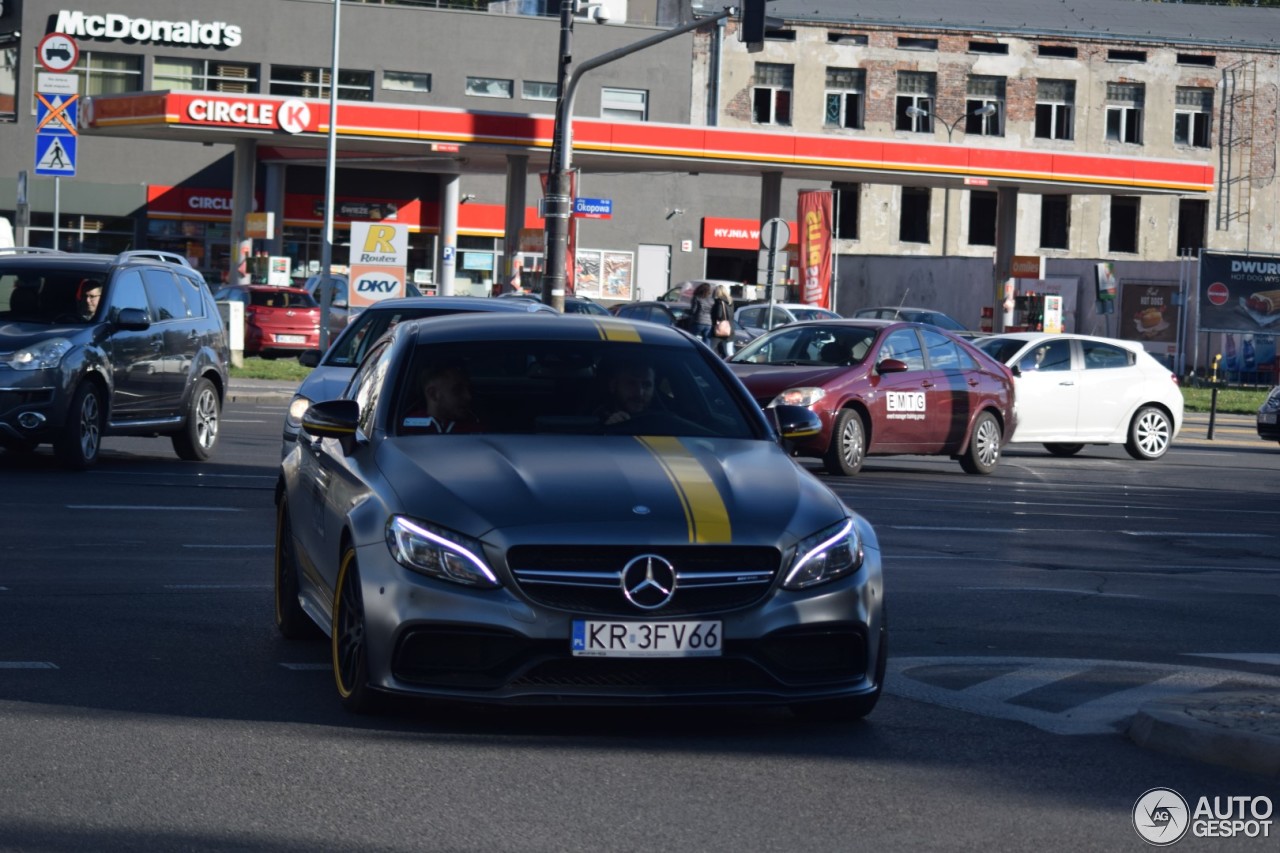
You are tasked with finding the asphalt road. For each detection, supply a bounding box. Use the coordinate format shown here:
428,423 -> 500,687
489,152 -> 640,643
1,403 -> 1276,852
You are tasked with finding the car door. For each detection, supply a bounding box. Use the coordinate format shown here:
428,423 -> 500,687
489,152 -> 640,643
142,267 -> 198,415
868,327 -> 945,452
1075,339 -> 1140,439
103,269 -> 165,421
1010,338 -> 1080,441
921,328 -> 980,452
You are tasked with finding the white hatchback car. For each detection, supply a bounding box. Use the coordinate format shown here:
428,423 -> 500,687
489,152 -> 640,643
974,332 -> 1183,459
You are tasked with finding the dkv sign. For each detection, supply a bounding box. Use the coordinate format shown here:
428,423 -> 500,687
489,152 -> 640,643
348,222 -> 410,309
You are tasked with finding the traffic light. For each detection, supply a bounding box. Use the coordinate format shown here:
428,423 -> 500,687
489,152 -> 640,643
740,0 -> 766,43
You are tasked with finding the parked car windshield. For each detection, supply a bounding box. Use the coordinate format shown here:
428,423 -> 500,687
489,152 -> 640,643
973,336 -> 1030,365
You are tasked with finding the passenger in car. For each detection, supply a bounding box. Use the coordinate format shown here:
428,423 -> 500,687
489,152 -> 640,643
403,359 -> 483,434
597,359 -> 656,425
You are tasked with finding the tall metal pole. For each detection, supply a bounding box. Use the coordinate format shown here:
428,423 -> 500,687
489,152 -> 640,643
541,0 -> 577,313
543,7 -> 733,314
318,0 -> 341,351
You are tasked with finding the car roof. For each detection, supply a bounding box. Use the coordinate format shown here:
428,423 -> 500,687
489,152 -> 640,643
403,311 -> 690,345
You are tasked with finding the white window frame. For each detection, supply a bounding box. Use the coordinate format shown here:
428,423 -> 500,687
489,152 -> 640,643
1035,79 -> 1075,141
965,75 -> 1005,137
1105,83 -> 1144,145
1174,87 -> 1212,148
466,76 -> 513,98
600,87 -> 647,121
382,70 -> 431,93
752,63 -> 793,127
522,80 -> 558,101
154,58 -> 257,94
269,66 -> 372,101
0,40 -> 16,122
824,67 -> 864,129
896,71 -> 935,132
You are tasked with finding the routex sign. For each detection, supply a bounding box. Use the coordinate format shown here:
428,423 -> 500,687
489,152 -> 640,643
54,10 -> 243,48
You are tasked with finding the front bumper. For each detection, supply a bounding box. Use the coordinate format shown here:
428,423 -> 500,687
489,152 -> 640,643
353,540 -> 885,706
0,378 -> 64,447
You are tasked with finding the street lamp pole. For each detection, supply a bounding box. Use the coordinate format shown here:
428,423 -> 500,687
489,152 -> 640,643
905,103 -> 996,257
542,6 -> 734,312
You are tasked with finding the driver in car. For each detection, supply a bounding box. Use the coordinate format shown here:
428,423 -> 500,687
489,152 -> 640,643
598,360 -> 655,425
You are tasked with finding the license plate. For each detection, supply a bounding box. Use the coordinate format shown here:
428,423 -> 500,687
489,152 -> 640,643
277,334 -> 306,344
1261,413 -> 1277,425
571,620 -> 721,657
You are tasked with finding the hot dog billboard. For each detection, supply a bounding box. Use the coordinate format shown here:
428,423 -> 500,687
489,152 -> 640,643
1198,250 -> 1280,333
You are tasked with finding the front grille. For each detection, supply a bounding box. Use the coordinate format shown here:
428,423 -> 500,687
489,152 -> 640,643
509,656 -> 777,690
0,387 -> 56,414
508,545 -> 781,617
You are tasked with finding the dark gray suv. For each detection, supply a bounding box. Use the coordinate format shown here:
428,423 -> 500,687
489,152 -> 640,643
0,248 -> 229,468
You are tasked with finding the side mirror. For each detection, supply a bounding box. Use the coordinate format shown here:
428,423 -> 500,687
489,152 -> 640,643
301,399 -> 361,454
1010,364 -> 1022,378
114,307 -> 151,331
298,349 -> 321,368
770,404 -> 822,442
875,358 -> 908,375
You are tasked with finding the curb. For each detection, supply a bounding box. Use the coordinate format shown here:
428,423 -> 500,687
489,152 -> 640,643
1128,692 -> 1280,778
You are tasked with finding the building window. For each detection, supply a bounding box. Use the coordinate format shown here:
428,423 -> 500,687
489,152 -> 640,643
824,67 -> 864,129
155,58 -> 258,94
896,71 -> 935,132
1105,82 -> 1144,144
898,37 -> 938,51
833,182 -> 859,240
899,187 -> 931,243
270,66 -> 373,101
1035,79 -> 1075,141
1174,87 -> 1213,148
968,191 -> 997,246
53,51 -> 144,96
522,80 -> 557,101
465,76 -> 513,98
827,33 -> 868,45
1177,53 -> 1216,67
968,41 -> 1008,55
1038,45 -> 1077,59
601,87 -> 647,121
752,63 -> 793,126
1108,49 -> 1147,63
383,71 -> 431,93
966,75 -> 1004,136
1109,196 -> 1140,253
1040,195 -> 1070,250
1177,199 -> 1208,254
0,40 -> 16,121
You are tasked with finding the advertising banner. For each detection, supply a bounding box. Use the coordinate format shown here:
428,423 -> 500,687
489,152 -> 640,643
1198,250 -> 1280,333
1120,282 -> 1180,345
348,221 -> 410,309
797,190 -> 833,309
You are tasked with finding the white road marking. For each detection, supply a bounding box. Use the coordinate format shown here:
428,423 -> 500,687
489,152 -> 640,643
960,586 -> 1145,599
890,525 -> 1269,539
0,662 -> 58,669
181,544 -> 273,550
67,505 -> 242,512
280,663 -> 330,671
1183,652 -> 1280,666
163,584 -> 272,590
888,655 -> 1280,736
221,419 -> 269,424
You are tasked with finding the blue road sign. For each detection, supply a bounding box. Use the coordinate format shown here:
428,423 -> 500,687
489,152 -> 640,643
574,197 -> 613,219
35,133 -> 77,176
35,93 -> 78,136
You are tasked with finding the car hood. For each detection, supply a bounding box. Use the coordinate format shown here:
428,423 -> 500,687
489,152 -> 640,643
294,364 -> 355,402
375,434 -> 846,548
0,322 -> 92,349
729,363 -> 859,399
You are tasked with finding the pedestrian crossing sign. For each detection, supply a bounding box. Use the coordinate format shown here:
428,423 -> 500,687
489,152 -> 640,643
35,133 -> 77,176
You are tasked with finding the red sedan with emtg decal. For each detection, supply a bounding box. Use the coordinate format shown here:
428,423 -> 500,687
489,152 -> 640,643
729,319 -> 1016,475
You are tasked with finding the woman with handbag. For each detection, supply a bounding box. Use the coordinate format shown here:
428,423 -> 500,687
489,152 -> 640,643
711,283 -> 735,358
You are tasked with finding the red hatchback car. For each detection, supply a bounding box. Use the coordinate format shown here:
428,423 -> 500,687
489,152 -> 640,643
729,319 -> 1015,475
214,285 -> 321,358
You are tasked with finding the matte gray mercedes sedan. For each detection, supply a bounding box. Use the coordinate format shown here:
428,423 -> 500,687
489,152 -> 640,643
276,313 -> 886,719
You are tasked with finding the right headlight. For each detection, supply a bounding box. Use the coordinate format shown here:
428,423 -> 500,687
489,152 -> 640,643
769,387 -> 826,408
2,337 -> 73,370
782,518 -> 863,590
385,516 -> 500,588
1261,387 -> 1280,414
285,394 -> 312,431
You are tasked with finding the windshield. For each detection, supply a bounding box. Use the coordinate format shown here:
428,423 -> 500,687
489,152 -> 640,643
392,339 -> 759,439
902,310 -> 965,331
1,269 -> 108,324
790,308 -> 841,322
972,337 -> 1027,365
730,324 -> 877,366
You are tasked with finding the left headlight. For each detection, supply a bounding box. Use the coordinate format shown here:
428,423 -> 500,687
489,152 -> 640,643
1261,387 -> 1280,414
285,394 -> 312,431
385,516 -> 501,588
2,337 -> 73,370
782,518 -> 863,590
770,387 -> 825,408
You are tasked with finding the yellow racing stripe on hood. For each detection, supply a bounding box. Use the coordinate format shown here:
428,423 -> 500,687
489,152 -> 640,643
591,318 -> 643,342
636,436 -> 732,543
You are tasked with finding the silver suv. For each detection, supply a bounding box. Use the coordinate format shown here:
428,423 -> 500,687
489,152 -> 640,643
0,248 -> 229,468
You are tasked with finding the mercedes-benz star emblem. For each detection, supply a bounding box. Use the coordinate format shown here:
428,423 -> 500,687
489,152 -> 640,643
620,554 -> 677,610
